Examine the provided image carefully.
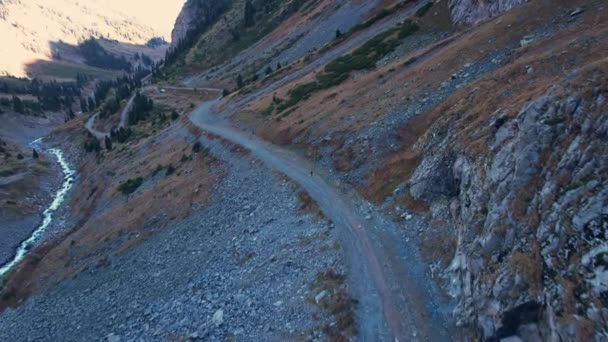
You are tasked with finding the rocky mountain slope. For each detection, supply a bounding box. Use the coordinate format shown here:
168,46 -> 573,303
162,0 -> 607,339
170,0 -> 232,50
0,0 -> 606,341
448,0 -> 526,24
0,0 -> 183,77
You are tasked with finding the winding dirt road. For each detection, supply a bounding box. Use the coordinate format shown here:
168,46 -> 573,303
84,93 -> 135,139
79,74 -> 453,339
189,95 -> 452,341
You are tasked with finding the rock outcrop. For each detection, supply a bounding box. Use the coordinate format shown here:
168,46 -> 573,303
169,0 -> 232,51
170,1 -> 198,51
448,0 -> 526,24
407,76 -> 608,339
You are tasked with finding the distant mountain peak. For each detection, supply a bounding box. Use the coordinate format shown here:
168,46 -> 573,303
0,0 -> 182,77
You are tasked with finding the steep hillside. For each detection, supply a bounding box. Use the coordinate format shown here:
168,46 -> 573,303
449,0 -> 526,24
0,0 -> 606,341
0,0 -> 183,77
165,0 -> 608,339
170,0 -> 233,50
160,0 -> 399,86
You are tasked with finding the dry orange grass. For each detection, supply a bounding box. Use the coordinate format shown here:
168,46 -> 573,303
362,0 -> 607,202
246,0 -> 599,159
296,190 -> 325,220
508,241 -> 543,294
361,150 -> 420,204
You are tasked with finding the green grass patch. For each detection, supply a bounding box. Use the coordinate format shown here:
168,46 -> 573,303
31,61 -> 123,80
279,20 -> 419,111
398,20 -> 420,38
263,103 -> 275,116
0,168 -> 16,177
277,81 -> 319,111
347,1 -> 413,37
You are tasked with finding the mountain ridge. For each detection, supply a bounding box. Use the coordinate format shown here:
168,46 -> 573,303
0,0 -> 183,77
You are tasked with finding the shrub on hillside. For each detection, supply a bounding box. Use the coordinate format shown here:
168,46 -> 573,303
84,135 -> 101,153
128,93 -> 154,125
165,164 -> 176,176
192,141 -> 202,153
118,177 -> 143,195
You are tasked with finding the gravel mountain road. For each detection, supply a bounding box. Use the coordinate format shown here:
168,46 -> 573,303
189,96 -> 453,341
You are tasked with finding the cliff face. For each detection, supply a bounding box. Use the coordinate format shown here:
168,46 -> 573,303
440,80 -> 608,340
169,0 -> 233,51
170,1 -> 198,50
448,0 -> 526,24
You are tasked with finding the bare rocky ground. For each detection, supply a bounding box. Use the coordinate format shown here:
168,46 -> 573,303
0,133 -> 346,341
2,1 -> 605,341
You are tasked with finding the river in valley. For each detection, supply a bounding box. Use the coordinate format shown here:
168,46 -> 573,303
0,139 -> 75,277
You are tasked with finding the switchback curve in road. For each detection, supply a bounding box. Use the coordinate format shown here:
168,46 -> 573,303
84,93 -> 135,139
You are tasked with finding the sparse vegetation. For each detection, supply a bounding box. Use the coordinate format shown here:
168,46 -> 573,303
278,20 -> 419,112
128,93 -> 154,125
543,117 -> 565,125
118,177 -> 143,195
323,0 -> 414,51
297,190 -> 325,220
79,38 -> 131,71
83,134 -> 101,153
308,270 -> 357,340
263,104 -> 275,116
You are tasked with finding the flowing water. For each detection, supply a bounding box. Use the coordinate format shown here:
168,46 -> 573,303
0,140 -> 75,277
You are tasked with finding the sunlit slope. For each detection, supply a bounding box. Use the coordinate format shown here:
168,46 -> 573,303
0,0 -> 183,76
